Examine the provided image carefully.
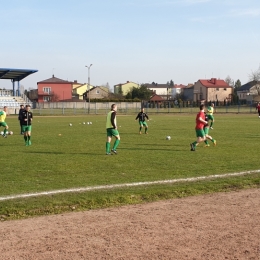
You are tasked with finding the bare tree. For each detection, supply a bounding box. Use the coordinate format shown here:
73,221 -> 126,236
248,65 -> 260,81
225,75 -> 234,87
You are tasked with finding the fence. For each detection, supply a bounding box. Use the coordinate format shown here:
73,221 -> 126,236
20,101 -> 259,116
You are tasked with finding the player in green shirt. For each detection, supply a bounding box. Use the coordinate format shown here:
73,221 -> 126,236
0,106 -> 9,138
106,104 -> 120,155
207,103 -> 215,129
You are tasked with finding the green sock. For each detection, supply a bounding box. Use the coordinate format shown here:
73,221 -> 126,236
205,140 -> 209,145
210,122 -> 214,127
139,127 -> 142,132
113,139 -> 120,150
211,138 -> 215,143
24,136 -> 27,142
3,129 -> 6,135
145,127 -> 148,133
106,142 -> 110,153
28,136 -> 31,141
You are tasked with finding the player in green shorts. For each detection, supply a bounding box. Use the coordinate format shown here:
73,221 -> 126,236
0,106 -> 9,138
135,108 -> 149,134
207,103 -> 215,129
21,105 -> 33,146
203,112 -> 217,147
106,104 -> 120,155
190,104 -> 208,151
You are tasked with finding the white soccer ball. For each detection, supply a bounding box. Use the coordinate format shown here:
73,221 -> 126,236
69,123 -> 72,126
5,131 -> 8,135
166,136 -> 171,140
83,122 -> 86,124
0,131 -> 3,135
9,131 -> 13,135
89,122 -> 92,125
87,122 -> 89,124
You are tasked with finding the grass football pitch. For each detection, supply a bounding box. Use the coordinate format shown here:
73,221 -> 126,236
0,113 -> 259,220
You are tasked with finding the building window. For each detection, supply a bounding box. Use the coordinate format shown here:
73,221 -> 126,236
216,88 -> 219,91
43,87 -> 51,93
43,96 -> 50,102
224,88 -> 227,91
96,90 -> 100,94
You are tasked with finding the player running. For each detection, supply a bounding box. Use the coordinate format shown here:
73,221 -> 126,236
135,108 -> 149,134
203,112 -> 217,147
190,104 -> 208,151
0,106 -> 9,138
207,103 -> 215,129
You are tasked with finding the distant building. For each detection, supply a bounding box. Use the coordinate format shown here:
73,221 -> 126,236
193,78 -> 232,102
83,86 -> 110,100
183,84 -> 194,101
37,75 -> 73,102
237,80 -> 260,102
72,80 -> 94,100
114,81 -> 139,95
145,82 -> 186,100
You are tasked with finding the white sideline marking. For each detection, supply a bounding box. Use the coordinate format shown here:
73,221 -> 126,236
0,170 -> 259,201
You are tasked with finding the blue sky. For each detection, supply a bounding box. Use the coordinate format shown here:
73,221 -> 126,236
1,0 -> 260,90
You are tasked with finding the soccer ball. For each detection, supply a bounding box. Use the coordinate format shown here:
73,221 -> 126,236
5,131 -> 8,135
0,131 -> 3,135
87,122 -> 89,125
69,123 -> 72,126
9,131 -> 13,135
166,136 -> 171,140
89,122 -> 92,125
83,122 -> 86,124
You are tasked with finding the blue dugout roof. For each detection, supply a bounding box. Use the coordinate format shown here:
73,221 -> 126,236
0,68 -> 38,82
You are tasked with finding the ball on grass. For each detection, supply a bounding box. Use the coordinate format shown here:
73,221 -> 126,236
166,136 -> 171,140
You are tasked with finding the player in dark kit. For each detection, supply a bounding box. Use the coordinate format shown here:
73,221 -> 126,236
135,108 -> 149,134
18,104 -> 25,134
21,105 -> 33,146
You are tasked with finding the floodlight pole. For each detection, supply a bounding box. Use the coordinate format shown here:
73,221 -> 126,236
85,64 -> 93,114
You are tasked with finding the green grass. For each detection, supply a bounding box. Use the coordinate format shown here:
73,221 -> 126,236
0,113 -> 259,220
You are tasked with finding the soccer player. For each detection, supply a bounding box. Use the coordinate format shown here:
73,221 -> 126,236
0,106 -> 9,138
203,112 -> 217,147
21,105 -> 33,146
190,104 -> 208,151
106,104 -> 120,155
256,102 -> 260,118
207,103 -> 215,129
135,108 -> 149,134
18,104 -> 25,134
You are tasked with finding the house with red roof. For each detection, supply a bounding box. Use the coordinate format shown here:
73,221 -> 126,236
193,78 -> 232,102
37,75 -> 73,102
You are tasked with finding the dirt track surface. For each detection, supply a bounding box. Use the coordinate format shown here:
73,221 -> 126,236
0,189 -> 259,260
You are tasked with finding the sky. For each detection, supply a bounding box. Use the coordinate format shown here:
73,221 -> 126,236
1,0 -> 260,91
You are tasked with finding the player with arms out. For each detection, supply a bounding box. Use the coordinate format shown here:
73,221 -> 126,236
207,103 -> 215,129
135,108 -> 149,134
190,104 -> 208,151
21,105 -> 33,146
106,104 -> 120,155
0,106 -> 9,138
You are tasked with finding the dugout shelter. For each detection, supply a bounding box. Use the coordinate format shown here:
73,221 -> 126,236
0,68 -> 38,96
